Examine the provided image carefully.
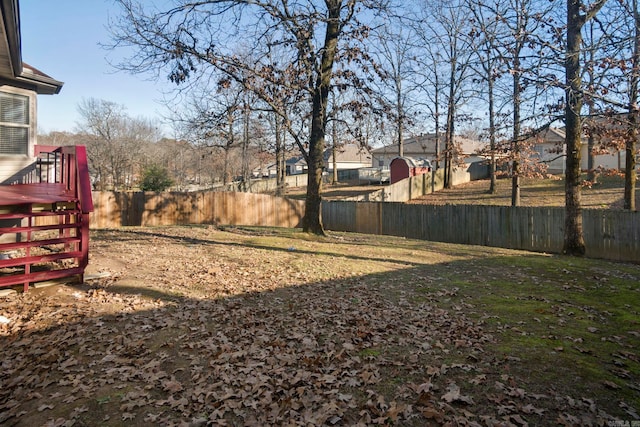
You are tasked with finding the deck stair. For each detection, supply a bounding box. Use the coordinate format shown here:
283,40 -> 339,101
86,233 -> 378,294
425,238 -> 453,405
0,146 -> 93,292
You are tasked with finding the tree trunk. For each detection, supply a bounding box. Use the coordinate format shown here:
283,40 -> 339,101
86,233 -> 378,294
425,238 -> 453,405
586,24 -> 598,184
587,132 -> 596,183
511,60 -> 521,207
397,75 -> 404,158
241,100 -> 250,192
222,147 -> 230,185
274,115 -> 286,197
301,2 -> 342,235
488,60 -> 497,194
625,0 -> 639,211
625,114 -> 637,211
332,116 -> 339,184
434,70 -> 441,171
444,61 -> 456,189
223,111 -> 234,185
303,113 -> 325,234
564,0 -> 586,255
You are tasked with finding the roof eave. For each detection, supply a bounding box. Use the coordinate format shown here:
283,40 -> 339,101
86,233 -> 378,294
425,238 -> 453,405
0,0 -> 63,94
1,0 -> 20,77
16,72 -> 63,94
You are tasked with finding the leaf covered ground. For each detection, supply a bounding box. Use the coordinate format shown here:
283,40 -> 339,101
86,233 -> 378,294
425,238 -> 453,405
1,226 -> 639,426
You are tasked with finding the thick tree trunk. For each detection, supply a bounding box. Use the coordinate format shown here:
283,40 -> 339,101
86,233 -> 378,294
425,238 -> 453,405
301,2 -> 342,235
303,109 -> 326,234
563,0 -> 586,255
444,68 -> 455,189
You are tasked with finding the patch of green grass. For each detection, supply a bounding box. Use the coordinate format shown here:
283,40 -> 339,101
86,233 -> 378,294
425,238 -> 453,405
358,348 -> 382,358
440,253 -> 640,410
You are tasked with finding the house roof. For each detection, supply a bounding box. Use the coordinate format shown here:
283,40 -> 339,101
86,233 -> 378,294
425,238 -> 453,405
532,127 -> 566,144
286,155 -> 307,166
323,143 -> 372,163
371,134 -> 485,156
0,0 -> 63,94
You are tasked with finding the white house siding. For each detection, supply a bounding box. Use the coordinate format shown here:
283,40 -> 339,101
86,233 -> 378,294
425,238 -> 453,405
537,142 -> 627,174
326,161 -> 371,171
586,146 -> 624,171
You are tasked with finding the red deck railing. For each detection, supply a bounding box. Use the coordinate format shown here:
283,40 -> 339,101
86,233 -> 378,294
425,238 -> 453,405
33,145 -> 94,213
0,145 -> 93,291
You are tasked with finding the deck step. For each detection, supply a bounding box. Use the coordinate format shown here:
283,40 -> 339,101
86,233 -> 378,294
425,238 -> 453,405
0,267 -> 84,288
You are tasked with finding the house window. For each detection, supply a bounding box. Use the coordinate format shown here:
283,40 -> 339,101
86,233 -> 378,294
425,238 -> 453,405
0,92 -> 29,155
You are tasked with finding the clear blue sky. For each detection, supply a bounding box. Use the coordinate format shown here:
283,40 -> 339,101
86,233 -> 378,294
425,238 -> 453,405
20,1 -> 173,135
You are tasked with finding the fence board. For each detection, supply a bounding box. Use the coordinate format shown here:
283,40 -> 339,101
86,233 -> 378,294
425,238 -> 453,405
90,191 -> 304,229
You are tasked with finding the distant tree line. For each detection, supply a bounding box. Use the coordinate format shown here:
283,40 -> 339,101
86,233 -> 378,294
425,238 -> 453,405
38,98 -> 276,192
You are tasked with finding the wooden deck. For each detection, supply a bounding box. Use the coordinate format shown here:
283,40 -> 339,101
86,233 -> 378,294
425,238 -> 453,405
0,146 -> 92,291
0,183 -> 77,207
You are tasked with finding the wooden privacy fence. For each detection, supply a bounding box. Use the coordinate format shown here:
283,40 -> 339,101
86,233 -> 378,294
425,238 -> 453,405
322,201 -> 640,263
90,191 -> 305,229
344,166 -> 482,203
87,190 -> 640,263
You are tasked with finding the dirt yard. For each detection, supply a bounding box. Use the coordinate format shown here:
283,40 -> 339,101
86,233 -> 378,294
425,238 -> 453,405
1,226 -> 638,426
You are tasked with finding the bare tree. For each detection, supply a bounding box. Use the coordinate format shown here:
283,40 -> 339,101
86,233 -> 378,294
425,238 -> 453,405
369,23 -> 421,158
467,0 -> 508,194
415,0 -> 475,188
76,98 -> 160,190
411,32 -> 446,170
176,84 -> 244,185
108,0 -> 390,235
491,0 -> 554,205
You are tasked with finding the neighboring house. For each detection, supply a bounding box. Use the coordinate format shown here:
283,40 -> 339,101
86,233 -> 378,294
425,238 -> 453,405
531,127 -> 628,174
283,144 -> 372,176
286,155 -> 307,175
371,134 -> 486,169
530,128 -> 567,174
252,164 -> 276,179
323,143 -> 372,171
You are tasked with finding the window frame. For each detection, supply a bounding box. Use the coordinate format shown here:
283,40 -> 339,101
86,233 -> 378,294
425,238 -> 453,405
0,91 -> 30,156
